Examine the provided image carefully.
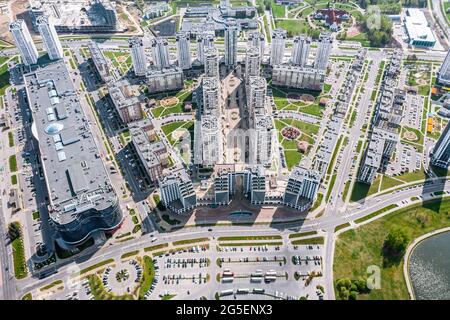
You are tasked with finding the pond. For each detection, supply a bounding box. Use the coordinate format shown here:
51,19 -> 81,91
408,231 -> 450,300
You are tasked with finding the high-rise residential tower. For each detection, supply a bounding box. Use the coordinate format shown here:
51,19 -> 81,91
9,19 -> 39,66
204,47 -> 219,78
291,35 -> 311,67
245,46 -> 260,83
151,37 -> 170,70
247,76 -> 267,116
247,31 -> 265,62
270,28 -> 286,66
431,122 -> 450,168
314,33 -> 333,70
129,36 -> 147,76
224,19 -> 239,67
197,32 -> 215,64
37,15 -> 63,60
176,32 -> 192,70
437,49 -> 450,86
282,166 -> 320,211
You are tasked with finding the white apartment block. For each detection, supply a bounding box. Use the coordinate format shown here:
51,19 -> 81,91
176,32 -> 192,70
129,36 -> 147,76
247,31 -> 265,63
9,19 -> 39,66
314,32 -> 333,71
202,77 -> 220,115
151,37 -> 170,70
272,64 -> 325,91
224,19 -> 239,66
196,31 -> 215,64
37,15 -> 63,60
204,47 -> 219,78
291,35 -> 311,67
245,46 -> 260,82
270,28 -> 286,66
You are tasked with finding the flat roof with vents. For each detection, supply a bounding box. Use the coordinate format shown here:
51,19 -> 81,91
24,61 -> 117,225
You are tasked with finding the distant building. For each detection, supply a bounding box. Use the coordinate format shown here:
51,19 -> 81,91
129,36 -> 147,77
314,33 -> 333,70
272,64 -> 325,91
144,2 -> 170,19
270,28 -> 286,66
108,80 -> 144,124
176,32 -> 192,70
403,8 -> 436,48
224,18 -> 239,67
159,169 -> 197,214
151,37 -> 170,70
37,15 -> 63,60
314,8 -> 350,30
130,119 -> 169,182
291,35 -> 311,67
29,0 -> 121,33
9,19 -> 39,66
146,67 -> 184,93
282,166 -> 320,211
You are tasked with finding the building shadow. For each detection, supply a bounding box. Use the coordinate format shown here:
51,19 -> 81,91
420,165 -> 448,213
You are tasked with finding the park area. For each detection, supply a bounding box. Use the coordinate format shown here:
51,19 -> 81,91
150,88 -> 194,118
275,118 -> 319,170
334,198 -> 450,299
271,85 -> 331,118
103,50 -> 132,76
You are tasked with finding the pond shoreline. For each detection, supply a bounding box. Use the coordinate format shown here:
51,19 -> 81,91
403,227 -> 450,300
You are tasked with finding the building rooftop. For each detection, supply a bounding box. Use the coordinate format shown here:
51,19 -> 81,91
25,61 -> 117,225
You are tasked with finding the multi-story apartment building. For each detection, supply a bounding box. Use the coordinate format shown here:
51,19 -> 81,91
9,19 -> 39,66
245,46 -> 261,83
176,32 -> 192,70
151,37 -> 170,70
272,64 -> 325,91
37,15 -> 63,60
146,67 -> 184,93
270,28 -> 286,66
291,35 -> 311,67
224,18 -> 239,67
282,166 -> 320,211
129,36 -> 147,76
314,32 -> 333,70
108,80 -> 144,124
204,47 -> 220,78
159,169 -> 197,214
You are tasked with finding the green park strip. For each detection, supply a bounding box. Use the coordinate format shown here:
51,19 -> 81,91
334,198 -> 450,300
219,242 -> 283,247
172,237 -> 210,246
121,250 -> 139,259
289,231 -> 318,239
88,274 -> 134,300
21,293 -> 32,300
40,280 -> 63,291
144,243 -> 169,252
291,237 -> 324,245
8,131 -> 14,147
334,222 -> 350,233
10,222 -> 27,279
138,256 -> 155,300
79,259 -> 114,275
9,155 -> 17,172
354,204 -> 399,224
11,175 -> 17,185
217,235 -> 282,241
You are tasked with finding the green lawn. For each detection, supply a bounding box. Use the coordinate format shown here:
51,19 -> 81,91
88,274 -> 134,300
334,197 -> 450,300
291,237 -> 324,245
10,222 -> 27,279
11,175 -> 17,185
350,178 -> 381,202
8,131 -> 14,147
138,256 -> 156,299
9,155 -> 17,173
275,19 -> 310,36
270,0 -> 286,18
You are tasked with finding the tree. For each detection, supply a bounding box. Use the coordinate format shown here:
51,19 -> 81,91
384,227 -> 409,256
